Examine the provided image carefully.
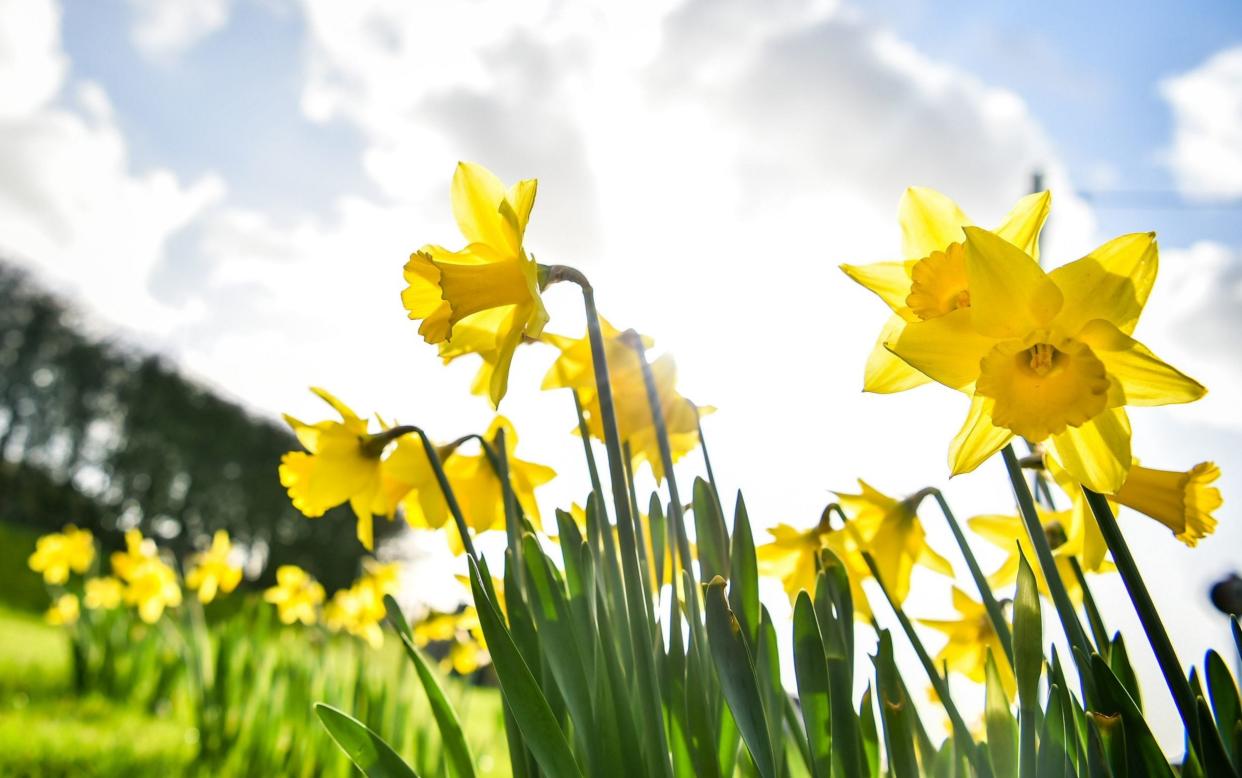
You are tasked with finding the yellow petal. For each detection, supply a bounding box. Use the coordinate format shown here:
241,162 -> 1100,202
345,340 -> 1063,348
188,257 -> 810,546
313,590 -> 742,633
949,395 -> 1013,476
451,162 -> 519,255
1050,408 -> 1132,493
486,316 -> 527,408
962,226 -> 1063,339
863,325 -> 932,393
898,187 -> 969,259
1048,233 -> 1158,337
505,178 -> 538,240
993,191 -> 1051,262
402,250 -> 453,344
310,386 -> 361,423
886,308 -> 995,391
1076,319 -> 1206,407
839,261 -> 918,320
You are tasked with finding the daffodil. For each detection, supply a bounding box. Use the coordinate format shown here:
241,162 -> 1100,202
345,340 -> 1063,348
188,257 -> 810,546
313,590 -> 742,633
264,565 -> 325,625
413,608 -> 491,674
28,525 -> 95,584
918,587 -> 1015,697
379,435 -> 452,531
280,387 -> 409,551
967,507 -> 1105,604
542,320 -> 706,482
45,593 -> 80,626
837,480 -> 954,605
111,530 -> 182,623
757,510 -> 873,621
885,224 -> 1205,492
84,577 -> 124,610
441,416 -> 554,550
841,188 -> 1050,393
185,530 -> 244,604
402,162 -> 549,407
324,583 -> 386,649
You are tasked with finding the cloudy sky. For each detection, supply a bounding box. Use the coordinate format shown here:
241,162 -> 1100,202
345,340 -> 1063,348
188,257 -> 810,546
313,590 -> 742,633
2,0 -> 1240,749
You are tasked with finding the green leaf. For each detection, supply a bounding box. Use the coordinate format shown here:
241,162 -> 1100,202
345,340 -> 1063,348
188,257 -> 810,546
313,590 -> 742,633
693,478 -> 730,582
1108,633 -> 1142,713
1206,649 -> 1241,767
792,592 -> 832,778
649,493 -> 667,594
704,576 -> 777,778
1013,549 -> 1042,778
858,684 -> 880,778
729,492 -> 760,646
985,650 -> 1019,778
872,630 -> 919,778
1088,654 -> 1176,778
814,564 -> 864,778
384,596 -> 476,778
314,703 -> 421,778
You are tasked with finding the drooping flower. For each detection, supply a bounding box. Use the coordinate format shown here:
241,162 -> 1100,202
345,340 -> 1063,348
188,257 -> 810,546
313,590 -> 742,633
28,525 -> 95,585
967,507 -> 1106,604
45,593 -> 80,626
379,434 -> 452,531
83,577 -> 124,610
264,565 -> 325,626
756,509 -> 874,621
402,162 -> 549,407
185,530 -> 244,604
918,587 -> 1015,697
111,529 -> 182,623
885,225 -> 1205,492
280,387 -> 408,551
840,188 -> 1051,393
542,320 -> 707,482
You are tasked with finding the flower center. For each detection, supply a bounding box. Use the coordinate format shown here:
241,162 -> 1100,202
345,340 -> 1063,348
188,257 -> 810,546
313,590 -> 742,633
906,242 -> 970,320
1043,520 -> 1067,550
975,335 -> 1112,441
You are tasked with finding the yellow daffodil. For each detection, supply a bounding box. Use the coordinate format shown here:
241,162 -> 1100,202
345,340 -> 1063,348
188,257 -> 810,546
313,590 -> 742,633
379,435 -> 452,531
837,480 -> 954,605
402,162 -> 549,407
84,577 -> 124,610
28,525 -> 95,584
967,508 -> 1106,604
280,387 -> 409,551
841,188 -> 1050,393
413,608 -> 491,674
543,320 -> 706,482
111,530 -> 182,623
185,530 -> 244,604
757,511 -> 873,621
45,593 -> 80,626
918,587 -> 1015,697
324,583 -> 386,648
264,565 -> 325,625
884,224 -> 1205,492
441,417 -> 554,549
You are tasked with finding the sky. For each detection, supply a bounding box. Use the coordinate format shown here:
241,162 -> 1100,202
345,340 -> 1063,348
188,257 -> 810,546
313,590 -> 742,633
1,0 -> 1240,751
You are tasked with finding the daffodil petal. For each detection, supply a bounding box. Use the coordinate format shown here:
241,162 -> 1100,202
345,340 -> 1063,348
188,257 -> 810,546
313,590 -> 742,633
840,261 -> 918,319
887,308 -> 995,391
863,316 -> 931,393
1048,232 -> 1158,337
1050,407 -> 1132,493
505,178 -> 538,240
920,543 -> 955,576
963,226 -> 1063,338
898,187 -> 970,259
451,162 -> 518,254
949,395 -> 1013,476
486,317 -> 527,408
993,191 -> 1051,262
1076,319 -> 1206,406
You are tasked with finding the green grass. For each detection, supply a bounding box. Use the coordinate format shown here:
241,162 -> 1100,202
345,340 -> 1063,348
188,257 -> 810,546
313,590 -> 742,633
0,604 -> 71,696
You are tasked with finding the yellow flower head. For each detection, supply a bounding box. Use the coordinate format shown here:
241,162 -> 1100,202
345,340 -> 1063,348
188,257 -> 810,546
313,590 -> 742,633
836,480 -> 954,605
379,435 -> 452,531
840,187 -> 1051,394
185,530 -> 244,604
280,387 -> 406,551
29,525 -> 95,585
84,576 -> 124,610
264,565 -> 325,625
542,320 -> 708,482
111,530 -> 182,623
968,507 -> 1106,604
412,608 -> 491,674
323,579 -> 387,649
402,162 -> 549,407
756,508 -> 874,622
46,593 -> 80,626
918,587 -> 1015,697
882,219 -> 1205,492
442,416 -> 555,544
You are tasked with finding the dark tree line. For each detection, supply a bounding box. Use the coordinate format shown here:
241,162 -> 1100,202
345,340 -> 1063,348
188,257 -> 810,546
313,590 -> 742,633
0,259 -> 399,592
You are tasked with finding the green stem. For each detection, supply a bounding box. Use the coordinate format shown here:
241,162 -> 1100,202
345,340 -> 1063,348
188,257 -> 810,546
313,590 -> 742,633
571,391 -> 607,518
411,427 -> 478,562
1069,556 -> 1110,655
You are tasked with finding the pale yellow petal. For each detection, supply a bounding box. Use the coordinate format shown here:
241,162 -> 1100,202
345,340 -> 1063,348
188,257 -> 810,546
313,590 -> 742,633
949,395 -> 1013,476
840,261 -> 918,320
1048,233 -> 1158,337
1050,408 -> 1132,494
962,226 -> 1063,339
993,191 -> 1051,262
898,187 -> 970,259
864,332 -> 932,393
451,162 -> 518,254
886,308 -> 995,391
1076,319 -> 1206,407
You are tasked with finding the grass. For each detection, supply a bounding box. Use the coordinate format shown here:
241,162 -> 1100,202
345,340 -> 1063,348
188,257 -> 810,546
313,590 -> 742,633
0,604 -> 71,697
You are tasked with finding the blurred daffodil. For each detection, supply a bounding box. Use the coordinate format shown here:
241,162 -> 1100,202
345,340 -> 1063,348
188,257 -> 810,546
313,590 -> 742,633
323,559 -> 400,649
46,593 -> 80,626
84,576 -> 124,610
264,565 -> 325,626
757,509 -> 874,621
185,530 -> 243,604
884,225 -> 1205,492
28,525 -> 95,584
380,435 -> 452,531
840,188 -> 1050,393
402,162 -> 549,407
413,608 -> 491,675
280,387 -> 409,551
968,507 -> 1106,604
919,587 -> 1015,697
111,529 -> 182,623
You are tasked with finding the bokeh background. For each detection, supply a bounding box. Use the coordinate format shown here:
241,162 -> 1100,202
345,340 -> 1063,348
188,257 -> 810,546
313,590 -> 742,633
2,0 -> 1240,752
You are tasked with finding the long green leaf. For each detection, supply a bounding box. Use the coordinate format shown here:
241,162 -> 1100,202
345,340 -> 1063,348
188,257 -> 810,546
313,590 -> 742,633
729,491 -> 760,645
314,703 -> 421,778
792,592 -> 833,778
1013,549 -> 1042,778
985,650 -> 1019,778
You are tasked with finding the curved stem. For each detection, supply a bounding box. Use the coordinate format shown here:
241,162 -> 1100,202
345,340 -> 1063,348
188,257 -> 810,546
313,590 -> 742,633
409,427 -> 478,562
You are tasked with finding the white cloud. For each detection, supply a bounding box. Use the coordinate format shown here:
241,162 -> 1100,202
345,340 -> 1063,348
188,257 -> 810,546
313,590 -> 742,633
0,0 -> 65,118
1160,45 -> 1242,200
125,0 -> 232,60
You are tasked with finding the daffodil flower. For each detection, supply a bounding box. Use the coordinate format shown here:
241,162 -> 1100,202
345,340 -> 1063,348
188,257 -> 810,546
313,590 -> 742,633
111,529 -> 182,623
413,607 -> 492,674
918,587 -> 1015,697
402,162 -> 549,407
83,577 -> 124,610
45,593 -> 80,626
968,507 -> 1108,603
323,562 -> 397,648
185,530 -> 244,604
841,187 -> 1050,393
886,225 -> 1205,492
264,565 -> 325,625
29,525 -> 95,585
756,510 -> 874,621
379,434 -> 452,531
280,387 -> 410,551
